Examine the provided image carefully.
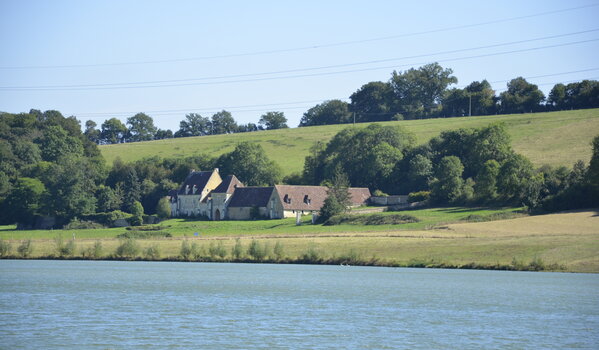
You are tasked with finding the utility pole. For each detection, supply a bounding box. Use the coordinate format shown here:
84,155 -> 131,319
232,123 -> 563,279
468,94 -> 472,117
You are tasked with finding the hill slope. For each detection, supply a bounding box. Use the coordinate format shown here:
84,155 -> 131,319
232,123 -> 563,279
100,109 -> 599,175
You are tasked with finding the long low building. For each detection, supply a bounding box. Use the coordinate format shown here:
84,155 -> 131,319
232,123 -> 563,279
169,169 -> 371,221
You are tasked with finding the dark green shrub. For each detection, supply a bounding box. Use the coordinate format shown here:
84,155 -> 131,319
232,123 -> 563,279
117,231 -> 172,239
373,189 -> 388,197
324,213 -> 419,226
81,211 -> 132,227
63,219 -> 104,230
408,191 -> 430,203
156,197 -> 171,219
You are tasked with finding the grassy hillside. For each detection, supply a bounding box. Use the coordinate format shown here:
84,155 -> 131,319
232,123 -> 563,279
2,207 -> 598,272
100,109 -> 599,175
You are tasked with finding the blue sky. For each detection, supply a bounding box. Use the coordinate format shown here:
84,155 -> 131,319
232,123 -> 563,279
1,0 -> 598,131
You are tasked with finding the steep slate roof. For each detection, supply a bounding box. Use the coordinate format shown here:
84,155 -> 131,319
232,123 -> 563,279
212,175 -> 244,194
274,185 -> 372,211
177,171 -> 214,195
227,187 -> 275,207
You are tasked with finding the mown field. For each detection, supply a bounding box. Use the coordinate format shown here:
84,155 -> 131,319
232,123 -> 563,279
2,207 -> 598,273
100,109 -> 599,175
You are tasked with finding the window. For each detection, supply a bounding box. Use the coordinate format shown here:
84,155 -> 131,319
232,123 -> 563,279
303,195 -> 310,204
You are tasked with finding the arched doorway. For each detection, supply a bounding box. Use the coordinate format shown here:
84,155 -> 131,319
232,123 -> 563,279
214,209 -> 221,221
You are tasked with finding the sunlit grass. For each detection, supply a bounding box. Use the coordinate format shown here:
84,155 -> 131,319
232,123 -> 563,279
100,109 -> 599,174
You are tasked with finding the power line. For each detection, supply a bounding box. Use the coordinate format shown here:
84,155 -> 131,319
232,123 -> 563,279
1,3 -> 596,70
74,67 -> 599,117
74,73 -> 599,120
2,34 -> 598,91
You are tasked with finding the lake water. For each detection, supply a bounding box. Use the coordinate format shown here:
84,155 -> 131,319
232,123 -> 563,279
1,260 -> 598,349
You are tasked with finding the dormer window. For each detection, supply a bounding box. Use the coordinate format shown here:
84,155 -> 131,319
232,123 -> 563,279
192,185 -> 197,194
304,195 -> 310,204
185,185 -> 190,194
284,194 -> 291,204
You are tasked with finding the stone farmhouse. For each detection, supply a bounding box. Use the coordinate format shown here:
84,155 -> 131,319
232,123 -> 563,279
169,169 -> 371,221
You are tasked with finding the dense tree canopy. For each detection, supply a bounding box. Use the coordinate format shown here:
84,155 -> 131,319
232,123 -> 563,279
350,81 -> 395,122
303,124 -> 415,192
100,118 -> 128,144
499,77 -> 545,114
259,111 -> 288,130
299,100 -> 352,126
390,62 -> 457,119
211,110 -> 237,134
216,142 -> 281,186
175,113 -> 211,137
127,113 -> 157,142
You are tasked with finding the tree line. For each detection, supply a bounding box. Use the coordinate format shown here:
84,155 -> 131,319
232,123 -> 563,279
299,123 -> 599,213
299,63 -> 599,126
83,62 -> 599,145
86,110 -> 289,145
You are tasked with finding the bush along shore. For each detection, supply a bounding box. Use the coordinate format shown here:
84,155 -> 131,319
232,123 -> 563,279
0,237 -> 564,272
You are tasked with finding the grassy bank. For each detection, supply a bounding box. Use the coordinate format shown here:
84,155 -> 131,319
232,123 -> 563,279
100,109 -> 599,174
2,207 -> 598,273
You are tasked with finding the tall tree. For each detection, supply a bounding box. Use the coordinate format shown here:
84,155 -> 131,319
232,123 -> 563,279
36,125 -> 84,162
299,100 -> 352,126
1,177 -> 47,225
211,110 -> 237,134
430,156 -> 464,204
84,120 -> 101,144
499,77 -> 545,113
319,167 -> 352,222
100,118 -> 128,144
259,111 -> 288,130
175,113 -> 211,137
349,81 -> 395,122
127,113 -> 157,142
390,62 -> 457,119
216,142 -> 281,186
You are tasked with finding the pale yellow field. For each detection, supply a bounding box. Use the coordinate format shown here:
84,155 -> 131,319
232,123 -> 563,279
7,209 -> 599,273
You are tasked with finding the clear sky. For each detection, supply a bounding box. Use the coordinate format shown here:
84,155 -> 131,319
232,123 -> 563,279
1,0 -> 598,131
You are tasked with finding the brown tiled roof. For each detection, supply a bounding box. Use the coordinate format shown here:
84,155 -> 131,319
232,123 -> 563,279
177,171 -> 214,195
348,187 -> 372,205
213,175 -> 244,194
274,185 -> 372,211
275,185 -> 328,211
227,187 -> 275,207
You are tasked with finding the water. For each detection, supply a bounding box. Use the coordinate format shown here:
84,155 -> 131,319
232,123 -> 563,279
1,260 -> 598,349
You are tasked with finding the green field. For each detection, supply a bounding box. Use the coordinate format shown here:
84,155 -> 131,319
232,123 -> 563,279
100,109 -> 599,174
3,207 -> 598,273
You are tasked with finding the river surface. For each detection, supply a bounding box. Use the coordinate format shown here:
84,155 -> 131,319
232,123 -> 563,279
1,260 -> 598,349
